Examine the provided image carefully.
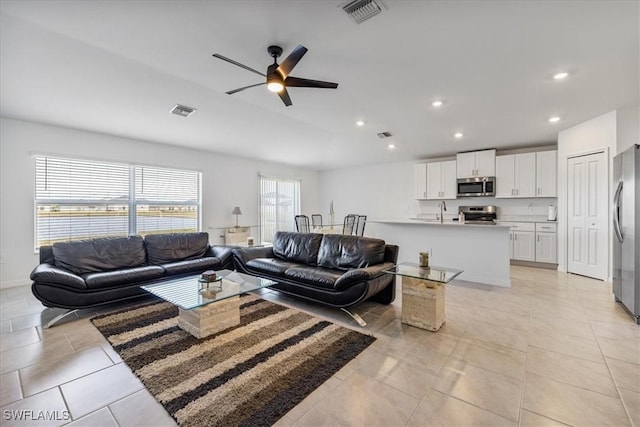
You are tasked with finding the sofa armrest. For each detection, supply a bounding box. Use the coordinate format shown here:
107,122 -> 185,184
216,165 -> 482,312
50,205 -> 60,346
232,246 -> 275,265
30,263 -> 87,290
334,261 -> 396,290
208,245 -> 234,267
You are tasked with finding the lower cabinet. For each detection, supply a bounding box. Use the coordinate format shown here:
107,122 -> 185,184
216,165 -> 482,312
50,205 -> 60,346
535,223 -> 557,263
501,221 -> 557,264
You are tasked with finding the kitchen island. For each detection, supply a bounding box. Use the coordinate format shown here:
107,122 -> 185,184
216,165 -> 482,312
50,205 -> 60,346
367,219 -> 511,287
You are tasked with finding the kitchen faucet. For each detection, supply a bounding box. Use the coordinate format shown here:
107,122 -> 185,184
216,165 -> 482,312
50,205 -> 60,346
439,200 -> 447,223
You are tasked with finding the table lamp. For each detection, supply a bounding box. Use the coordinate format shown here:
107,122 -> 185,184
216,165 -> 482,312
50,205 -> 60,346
232,206 -> 242,227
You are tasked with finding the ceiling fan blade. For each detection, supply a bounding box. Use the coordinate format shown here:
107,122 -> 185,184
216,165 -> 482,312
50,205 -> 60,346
285,76 -> 338,89
226,82 -> 266,95
212,53 -> 266,77
276,45 -> 308,79
277,87 -> 293,106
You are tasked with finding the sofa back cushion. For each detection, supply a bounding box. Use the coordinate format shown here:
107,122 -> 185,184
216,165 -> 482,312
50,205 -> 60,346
317,234 -> 386,270
272,231 -> 323,265
53,236 -> 146,275
145,232 -> 210,264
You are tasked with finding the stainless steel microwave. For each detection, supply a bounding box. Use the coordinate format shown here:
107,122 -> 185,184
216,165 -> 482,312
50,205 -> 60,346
457,176 -> 496,197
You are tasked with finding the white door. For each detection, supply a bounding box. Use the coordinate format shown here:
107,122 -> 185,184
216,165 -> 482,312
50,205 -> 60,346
537,150 -> 557,197
441,160 -> 457,199
414,163 -> 427,200
475,149 -> 496,176
514,153 -> 536,197
495,155 -> 515,198
456,152 -> 477,178
513,231 -> 535,261
536,232 -> 557,263
567,151 -> 608,280
426,162 -> 441,199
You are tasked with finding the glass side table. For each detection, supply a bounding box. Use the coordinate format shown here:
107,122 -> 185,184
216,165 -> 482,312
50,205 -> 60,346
384,262 -> 463,332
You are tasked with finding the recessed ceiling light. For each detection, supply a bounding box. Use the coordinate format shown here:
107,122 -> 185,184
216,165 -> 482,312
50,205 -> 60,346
387,144 -> 396,149
549,116 -> 561,123
356,120 -> 365,126
553,72 -> 569,80
454,132 -> 464,139
432,100 -> 444,107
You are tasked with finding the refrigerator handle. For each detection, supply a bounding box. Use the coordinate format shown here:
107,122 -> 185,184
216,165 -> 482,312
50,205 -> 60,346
613,180 -> 624,243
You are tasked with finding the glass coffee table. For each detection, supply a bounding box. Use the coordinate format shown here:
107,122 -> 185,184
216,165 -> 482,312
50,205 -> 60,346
142,269 -> 275,338
384,262 -> 462,332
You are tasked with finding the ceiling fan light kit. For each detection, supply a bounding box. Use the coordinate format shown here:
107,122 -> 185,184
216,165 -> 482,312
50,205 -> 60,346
212,44 -> 338,106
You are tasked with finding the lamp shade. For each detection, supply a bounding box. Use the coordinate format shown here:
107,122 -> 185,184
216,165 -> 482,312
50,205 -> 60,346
232,207 -> 242,215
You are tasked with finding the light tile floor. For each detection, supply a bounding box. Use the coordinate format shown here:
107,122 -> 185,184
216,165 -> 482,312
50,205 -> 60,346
1,266 -> 638,426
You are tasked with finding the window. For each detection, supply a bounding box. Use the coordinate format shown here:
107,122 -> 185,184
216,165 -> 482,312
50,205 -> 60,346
35,156 -> 200,248
259,176 -> 300,243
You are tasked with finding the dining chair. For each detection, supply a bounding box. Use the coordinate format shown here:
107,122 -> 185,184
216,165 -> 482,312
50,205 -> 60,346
343,214 -> 357,235
355,215 -> 367,236
311,214 -> 323,229
295,215 -> 310,233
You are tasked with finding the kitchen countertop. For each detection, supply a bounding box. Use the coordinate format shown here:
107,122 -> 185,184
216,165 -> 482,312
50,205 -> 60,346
497,215 -> 556,223
370,219 -> 512,228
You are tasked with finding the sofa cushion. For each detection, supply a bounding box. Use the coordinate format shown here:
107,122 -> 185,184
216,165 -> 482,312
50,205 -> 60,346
145,232 -> 209,264
162,257 -> 221,276
317,235 -> 386,270
272,231 -> 323,265
83,265 -> 165,289
246,258 -> 299,277
283,266 -> 343,290
53,236 -> 146,275
30,263 -> 87,290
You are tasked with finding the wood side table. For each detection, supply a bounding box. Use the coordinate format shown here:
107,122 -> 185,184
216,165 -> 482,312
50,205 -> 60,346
384,262 -> 462,332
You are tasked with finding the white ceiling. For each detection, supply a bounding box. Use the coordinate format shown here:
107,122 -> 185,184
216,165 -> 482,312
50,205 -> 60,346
1,0 -> 638,170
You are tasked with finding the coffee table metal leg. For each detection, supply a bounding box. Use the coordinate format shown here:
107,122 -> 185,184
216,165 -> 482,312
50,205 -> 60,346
178,296 -> 241,339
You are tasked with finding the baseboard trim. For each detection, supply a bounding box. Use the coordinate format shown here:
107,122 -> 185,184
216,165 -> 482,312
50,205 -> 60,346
0,279 -> 31,290
510,260 -> 558,270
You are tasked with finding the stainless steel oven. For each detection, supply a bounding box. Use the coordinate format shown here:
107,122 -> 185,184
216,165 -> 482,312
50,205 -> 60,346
457,176 -> 495,197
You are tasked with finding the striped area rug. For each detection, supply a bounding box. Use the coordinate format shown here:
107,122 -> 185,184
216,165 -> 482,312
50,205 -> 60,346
91,294 -> 375,427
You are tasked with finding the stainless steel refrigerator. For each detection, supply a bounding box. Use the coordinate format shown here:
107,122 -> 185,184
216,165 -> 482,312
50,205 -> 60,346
613,144 -> 639,324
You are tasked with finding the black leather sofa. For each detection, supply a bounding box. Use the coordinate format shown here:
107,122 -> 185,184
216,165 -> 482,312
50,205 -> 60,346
31,232 -> 232,310
232,231 -> 398,310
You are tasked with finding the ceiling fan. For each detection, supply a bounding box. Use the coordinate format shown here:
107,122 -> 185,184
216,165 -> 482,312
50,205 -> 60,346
212,45 -> 338,107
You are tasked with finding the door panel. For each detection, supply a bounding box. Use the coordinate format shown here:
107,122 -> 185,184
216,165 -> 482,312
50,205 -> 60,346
567,151 -> 608,280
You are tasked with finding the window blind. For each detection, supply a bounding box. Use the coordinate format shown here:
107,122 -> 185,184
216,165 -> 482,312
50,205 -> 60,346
134,165 -> 200,236
35,156 -> 130,247
34,156 -> 201,248
259,176 -> 300,243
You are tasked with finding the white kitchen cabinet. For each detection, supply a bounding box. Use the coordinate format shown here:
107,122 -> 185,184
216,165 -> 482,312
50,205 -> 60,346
535,222 -> 557,263
456,149 -> 496,178
414,163 -> 427,200
499,222 -> 535,261
495,153 -> 536,198
536,150 -> 557,197
426,160 -> 457,200
513,230 -> 535,261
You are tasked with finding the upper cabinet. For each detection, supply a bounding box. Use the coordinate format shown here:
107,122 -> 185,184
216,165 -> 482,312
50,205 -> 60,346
496,153 -> 536,198
456,149 -> 496,178
414,163 -> 427,200
496,150 -> 557,198
426,160 -> 457,200
536,150 -> 557,197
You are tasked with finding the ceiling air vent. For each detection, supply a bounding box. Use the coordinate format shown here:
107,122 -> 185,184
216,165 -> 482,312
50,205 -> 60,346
377,131 -> 392,139
170,104 -> 196,117
342,0 -> 383,24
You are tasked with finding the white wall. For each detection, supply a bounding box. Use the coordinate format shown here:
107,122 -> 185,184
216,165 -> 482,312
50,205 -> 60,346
557,111 -> 617,278
0,118 -> 320,288
616,104 -> 639,153
318,161 -> 414,222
